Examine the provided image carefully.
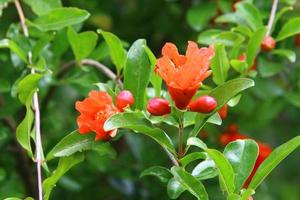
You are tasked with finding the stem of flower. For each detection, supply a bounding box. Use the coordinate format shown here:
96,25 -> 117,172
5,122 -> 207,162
178,122 -> 184,159
266,0 -> 279,36
14,1 -> 43,199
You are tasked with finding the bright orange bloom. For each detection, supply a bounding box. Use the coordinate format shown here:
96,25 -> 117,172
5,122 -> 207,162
155,41 -> 214,109
75,91 -> 119,141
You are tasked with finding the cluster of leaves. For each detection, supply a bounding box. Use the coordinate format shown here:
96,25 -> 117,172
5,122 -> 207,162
0,0 -> 300,200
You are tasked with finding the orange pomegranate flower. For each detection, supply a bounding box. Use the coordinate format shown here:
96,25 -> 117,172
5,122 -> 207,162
75,91 -> 118,141
155,41 -> 214,109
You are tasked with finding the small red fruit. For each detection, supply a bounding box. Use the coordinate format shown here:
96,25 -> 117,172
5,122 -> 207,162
218,104 -> 228,119
116,90 -> 134,111
147,98 -> 171,116
188,95 -> 217,113
261,36 -> 276,52
295,34 -> 300,47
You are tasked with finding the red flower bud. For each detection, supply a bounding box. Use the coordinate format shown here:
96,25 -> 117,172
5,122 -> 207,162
147,98 -> 171,116
296,34 -> 300,47
218,104 -> 228,119
261,36 -> 276,52
116,90 -> 134,111
188,95 -> 217,113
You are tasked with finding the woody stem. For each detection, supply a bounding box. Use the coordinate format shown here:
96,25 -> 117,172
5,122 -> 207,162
266,0 -> 279,36
14,0 -> 43,200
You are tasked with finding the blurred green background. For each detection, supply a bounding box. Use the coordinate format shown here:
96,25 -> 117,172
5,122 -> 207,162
1,0 -> 300,199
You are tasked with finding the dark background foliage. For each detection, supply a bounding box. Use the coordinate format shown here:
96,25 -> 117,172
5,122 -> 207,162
0,0 -> 300,199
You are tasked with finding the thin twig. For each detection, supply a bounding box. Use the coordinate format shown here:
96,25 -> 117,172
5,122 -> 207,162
14,0 -> 43,199
266,0 -> 279,36
81,59 -> 123,89
164,148 -> 179,166
178,122 -> 184,159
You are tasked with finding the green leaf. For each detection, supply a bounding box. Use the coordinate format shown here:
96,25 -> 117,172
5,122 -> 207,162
30,7 -> 90,31
144,45 -> 162,97
46,130 -> 116,160
205,149 -> 235,194
67,27 -> 98,61
190,78 -> 255,138
236,2 -> 263,31
273,6 -> 293,34
0,39 -> 27,63
214,32 -> 245,47
230,59 -> 248,74
249,136 -> 300,189
224,139 -> 259,191
104,111 -> 176,155
215,13 -> 242,25
285,92 -> 300,108
207,112 -> 222,125
171,166 -> 208,200
23,0 -> 62,16
16,92 -> 34,157
271,49 -> 296,63
187,137 -> 207,150
227,193 -> 241,200
246,27 -> 267,67
98,30 -> 127,74
124,39 -> 152,109
240,188 -> 255,200
180,152 -> 207,167
186,3 -> 217,31
32,32 -> 56,61
231,25 -> 253,37
258,58 -> 283,78
17,74 -> 43,104
211,43 -> 230,85
197,29 -> 222,45
192,159 -> 218,180
276,17 -> 300,41
228,94 -> 242,107
140,166 -> 172,183
167,178 -> 186,199
43,153 -> 84,200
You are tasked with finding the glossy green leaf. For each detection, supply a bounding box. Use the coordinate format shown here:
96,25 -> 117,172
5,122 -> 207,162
43,153 -> 84,200
0,39 -> 27,63
30,7 -> 90,31
231,25 -> 253,37
23,0 -> 62,15
192,159 -> 218,180
236,2 -> 263,31
211,43 -> 230,85
249,136 -> 300,189
17,74 -> 42,104
180,152 -> 207,167
230,59 -> 248,74
140,166 -> 172,183
246,27 -> 267,67
197,29 -> 222,45
214,32 -> 245,47
124,39 -> 151,109
187,137 -> 207,150
206,149 -> 235,194
144,45 -> 162,97
215,13 -> 242,25
240,188 -> 255,200
227,194 -> 241,200
67,27 -> 98,61
277,17 -> 300,41
271,49 -> 296,63
207,112 -> 222,125
228,94 -> 242,107
224,139 -> 259,191
190,78 -> 255,137
186,3 -> 217,31
171,166 -> 208,200
46,130 -> 116,160
167,178 -> 186,199
104,111 -> 176,155
273,6 -> 293,34
98,30 -> 127,74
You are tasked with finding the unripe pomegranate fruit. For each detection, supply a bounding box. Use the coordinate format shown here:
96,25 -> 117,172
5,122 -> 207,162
188,95 -> 217,113
261,36 -> 276,52
116,90 -> 134,111
295,34 -> 300,47
147,98 -> 171,116
218,104 -> 228,119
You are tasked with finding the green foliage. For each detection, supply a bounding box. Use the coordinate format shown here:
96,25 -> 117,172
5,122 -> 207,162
276,17 -> 300,41
140,166 -> 172,183
211,43 -> 230,85
67,27 -> 98,61
124,39 -> 152,109
23,0 -> 62,16
30,7 -> 90,31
